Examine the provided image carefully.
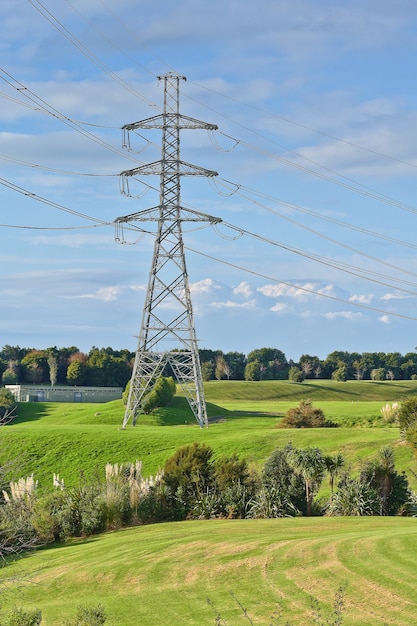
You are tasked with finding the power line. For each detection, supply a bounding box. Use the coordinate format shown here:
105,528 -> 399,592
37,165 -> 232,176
0,68 -> 149,166
27,0 -> 161,110
191,81 -> 417,171
0,222 -> 108,230
186,245 -> 417,322
0,176 -> 109,224
0,153 -> 117,177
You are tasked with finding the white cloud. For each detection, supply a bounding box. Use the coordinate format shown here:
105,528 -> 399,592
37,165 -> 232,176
258,281 -> 333,300
210,299 -> 257,310
233,281 -> 253,298
379,315 -> 390,324
190,278 -> 220,295
381,292 -> 411,301
66,286 -> 121,301
270,302 -> 288,313
321,311 -> 362,320
349,294 -> 374,304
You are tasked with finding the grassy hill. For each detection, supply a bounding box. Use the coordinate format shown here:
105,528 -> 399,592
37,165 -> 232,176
2,517 -> 417,625
1,380 -> 416,489
1,380 -> 417,624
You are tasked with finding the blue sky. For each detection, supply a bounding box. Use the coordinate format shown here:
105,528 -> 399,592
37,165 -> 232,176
2,0 -> 417,361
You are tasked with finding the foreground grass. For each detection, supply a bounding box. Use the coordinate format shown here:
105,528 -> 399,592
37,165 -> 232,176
2,517 -> 417,625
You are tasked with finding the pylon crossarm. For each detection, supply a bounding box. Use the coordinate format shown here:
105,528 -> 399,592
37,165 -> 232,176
116,206 -> 221,224
122,113 -> 217,132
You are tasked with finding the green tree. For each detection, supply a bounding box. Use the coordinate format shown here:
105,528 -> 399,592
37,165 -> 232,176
287,447 -> 326,516
324,453 -> 345,494
201,361 -> 214,381
62,604 -> 106,625
163,443 -> 214,514
370,368 -> 385,381
223,351 -> 246,380
0,388 -> 16,419
262,444 -> 306,515
244,360 -> 261,381
287,366 -> 305,383
360,446 -> 411,515
141,376 -> 176,413
47,352 -> 58,386
246,347 -> 288,380
299,354 -> 322,379
21,350 -> 48,384
331,366 -> 348,382
1,368 -> 18,385
66,360 -> 87,385
215,354 -> 229,380
213,454 -> 250,493
2,606 -> 42,625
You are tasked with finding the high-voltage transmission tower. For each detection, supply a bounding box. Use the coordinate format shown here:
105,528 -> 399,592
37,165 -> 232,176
116,72 -> 221,429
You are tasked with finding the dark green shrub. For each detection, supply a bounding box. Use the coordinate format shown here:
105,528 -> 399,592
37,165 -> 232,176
247,486 -> 299,518
326,474 -> 380,516
280,400 -> 328,428
262,444 -> 306,514
163,443 -> 214,512
360,446 -> 411,515
398,396 -> 417,433
3,606 -> 42,626
137,485 -> 184,523
61,604 -> 106,625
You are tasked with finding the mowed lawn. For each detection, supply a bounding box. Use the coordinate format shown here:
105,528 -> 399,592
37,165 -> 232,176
1,390 -> 415,489
2,517 -> 417,625
1,380 -> 417,624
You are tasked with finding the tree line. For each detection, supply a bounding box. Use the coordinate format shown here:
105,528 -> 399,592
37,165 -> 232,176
2,345 -> 417,388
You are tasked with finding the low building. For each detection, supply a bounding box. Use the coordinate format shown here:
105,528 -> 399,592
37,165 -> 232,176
5,384 -> 123,404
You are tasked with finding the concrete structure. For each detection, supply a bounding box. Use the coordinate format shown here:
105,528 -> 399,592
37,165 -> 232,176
5,385 -> 123,403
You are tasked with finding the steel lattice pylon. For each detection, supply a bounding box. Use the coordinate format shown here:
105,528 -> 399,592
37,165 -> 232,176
117,73 -> 221,428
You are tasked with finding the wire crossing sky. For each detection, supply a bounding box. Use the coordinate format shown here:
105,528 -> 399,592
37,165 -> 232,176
1,0 -> 417,359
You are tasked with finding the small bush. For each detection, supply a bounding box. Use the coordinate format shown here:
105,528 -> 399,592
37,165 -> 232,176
3,606 -> 42,626
380,402 -> 399,424
61,604 -> 106,625
280,400 -> 329,428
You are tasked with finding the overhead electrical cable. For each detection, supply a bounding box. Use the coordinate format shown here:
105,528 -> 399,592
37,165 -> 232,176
73,1 -> 416,174
191,81 -> 417,171
186,245 -> 417,322
118,222 -> 417,319
116,218 -> 417,295
27,0 -> 161,110
218,221 -> 417,292
216,186 -> 417,281
215,180 -> 417,252
0,153 -> 117,177
62,0 -> 159,80
0,222 -> 108,230
96,0 -> 178,74
0,176 -> 109,224
30,0 -> 417,221
0,68 -> 158,176
214,129 -> 417,217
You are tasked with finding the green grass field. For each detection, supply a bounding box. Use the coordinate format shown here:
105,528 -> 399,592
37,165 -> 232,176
1,380 -> 417,624
2,517 -> 417,625
1,380 -> 416,489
